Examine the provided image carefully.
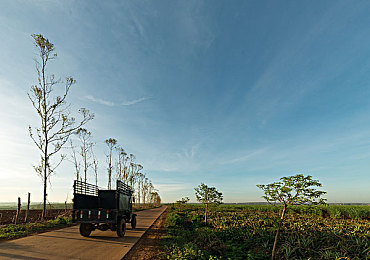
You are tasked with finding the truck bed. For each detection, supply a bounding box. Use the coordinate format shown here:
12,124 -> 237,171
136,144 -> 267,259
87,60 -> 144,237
72,180 -> 133,224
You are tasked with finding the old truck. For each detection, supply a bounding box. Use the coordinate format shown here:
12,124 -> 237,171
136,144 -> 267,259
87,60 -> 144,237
72,180 -> 136,237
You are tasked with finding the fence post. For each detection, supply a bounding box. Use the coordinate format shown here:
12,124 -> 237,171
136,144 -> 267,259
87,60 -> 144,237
15,197 -> 21,224
25,193 -> 30,223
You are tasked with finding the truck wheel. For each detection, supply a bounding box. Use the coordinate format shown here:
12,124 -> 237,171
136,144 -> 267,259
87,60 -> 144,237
117,218 -> 126,237
80,223 -> 92,237
131,215 -> 137,229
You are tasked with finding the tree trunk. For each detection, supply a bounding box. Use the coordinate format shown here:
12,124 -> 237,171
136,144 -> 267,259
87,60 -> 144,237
271,204 -> 287,260
42,147 -> 48,219
204,203 -> 208,224
108,153 -> 112,189
138,182 -> 141,207
42,175 -> 47,219
84,142 -> 87,183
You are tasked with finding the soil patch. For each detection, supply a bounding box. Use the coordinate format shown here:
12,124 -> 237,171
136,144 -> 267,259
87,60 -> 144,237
123,207 -> 169,260
0,209 -> 72,225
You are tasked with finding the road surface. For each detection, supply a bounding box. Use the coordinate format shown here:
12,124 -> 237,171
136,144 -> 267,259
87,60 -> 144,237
0,206 -> 167,260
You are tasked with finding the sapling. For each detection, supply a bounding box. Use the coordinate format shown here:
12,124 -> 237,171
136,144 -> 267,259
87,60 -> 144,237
257,174 -> 326,260
194,183 -> 223,224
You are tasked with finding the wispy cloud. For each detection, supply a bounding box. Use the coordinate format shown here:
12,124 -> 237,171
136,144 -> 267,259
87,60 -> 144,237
219,148 -> 269,165
121,97 -> 148,106
85,95 -> 115,106
85,95 -> 149,107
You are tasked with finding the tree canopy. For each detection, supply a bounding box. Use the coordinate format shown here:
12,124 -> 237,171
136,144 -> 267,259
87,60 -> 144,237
257,174 -> 327,206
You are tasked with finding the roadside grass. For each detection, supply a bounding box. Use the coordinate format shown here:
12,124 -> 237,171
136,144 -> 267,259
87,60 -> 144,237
0,216 -> 72,240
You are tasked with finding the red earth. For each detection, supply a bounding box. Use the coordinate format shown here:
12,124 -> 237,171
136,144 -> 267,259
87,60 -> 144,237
0,209 -> 71,225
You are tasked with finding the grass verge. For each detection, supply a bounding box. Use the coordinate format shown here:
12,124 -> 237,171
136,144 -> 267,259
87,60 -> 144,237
0,216 -> 72,241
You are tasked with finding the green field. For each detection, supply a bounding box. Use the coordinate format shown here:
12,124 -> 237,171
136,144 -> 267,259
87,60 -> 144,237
161,204 -> 370,259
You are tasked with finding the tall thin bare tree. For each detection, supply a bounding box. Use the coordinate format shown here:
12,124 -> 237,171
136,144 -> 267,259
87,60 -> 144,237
69,139 -> 81,181
137,172 -> 145,206
28,34 -> 94,218
142,177 -> 149,205
105,138 -> 117,189
92,156 -> 98,187
115,147 -> 127,181
76,128 -> 94,183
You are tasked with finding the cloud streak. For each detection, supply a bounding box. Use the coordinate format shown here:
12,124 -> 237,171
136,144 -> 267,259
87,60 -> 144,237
85,95 -> 149,107
85,95 -> 115,106
121,97 -> 148,106
219,148 -> 269,165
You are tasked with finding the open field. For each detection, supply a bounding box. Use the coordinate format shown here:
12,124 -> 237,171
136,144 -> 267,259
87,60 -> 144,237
222,204 -> 370,220
161,204 -> 370,259
0,202 -> 73,210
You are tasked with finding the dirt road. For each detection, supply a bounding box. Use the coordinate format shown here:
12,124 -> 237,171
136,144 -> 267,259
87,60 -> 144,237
0,206 -> 167,260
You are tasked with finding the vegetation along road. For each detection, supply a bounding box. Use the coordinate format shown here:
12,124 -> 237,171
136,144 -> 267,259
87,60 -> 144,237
0,206 -> 167,260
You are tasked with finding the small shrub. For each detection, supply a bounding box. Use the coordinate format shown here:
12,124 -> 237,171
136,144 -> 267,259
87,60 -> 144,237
165,212 -> 182,228
167,243 -> 207,260
55,216 -> 68,224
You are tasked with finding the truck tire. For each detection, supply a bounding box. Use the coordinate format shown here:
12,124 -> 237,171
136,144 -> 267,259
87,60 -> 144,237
117,218 -> 126,237
131,215 -> 136,229
80,223 -> 92,237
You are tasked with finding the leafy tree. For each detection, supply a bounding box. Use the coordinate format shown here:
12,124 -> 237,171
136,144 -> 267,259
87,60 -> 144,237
105,138 -> 117,189
176,197 -> 190,204
28,34 -> 93,218
257,174 -> 326,260
194,183 -> 223,224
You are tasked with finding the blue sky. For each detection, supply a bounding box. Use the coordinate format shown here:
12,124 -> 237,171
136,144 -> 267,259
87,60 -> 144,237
1,0 -> 370,203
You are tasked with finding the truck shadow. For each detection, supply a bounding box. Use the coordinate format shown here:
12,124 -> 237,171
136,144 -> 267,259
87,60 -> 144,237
38,234 -> 133,245
88,235 -> 139,244
0,252 -> 43,260
129,227 -> 146,231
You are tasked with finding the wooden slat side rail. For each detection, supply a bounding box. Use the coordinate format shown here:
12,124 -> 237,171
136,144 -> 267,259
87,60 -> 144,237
117,180 -> 133,196
74,180 -> 99,196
